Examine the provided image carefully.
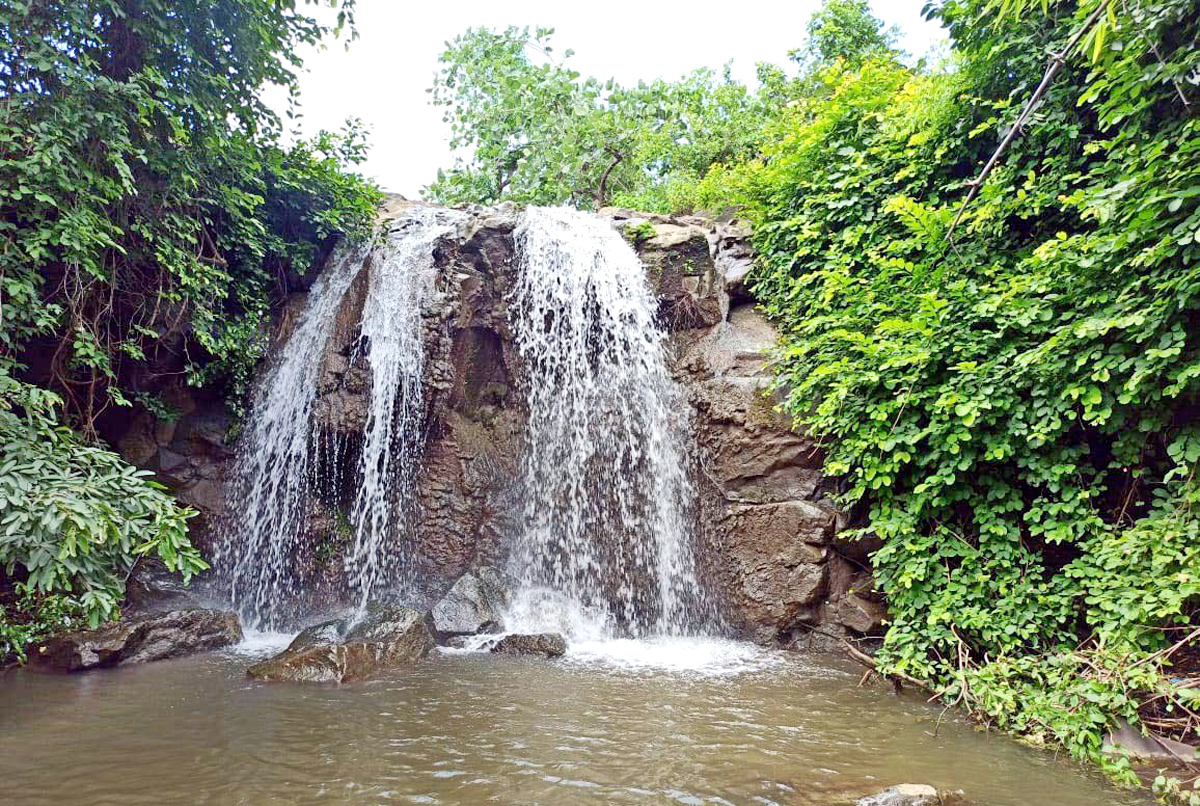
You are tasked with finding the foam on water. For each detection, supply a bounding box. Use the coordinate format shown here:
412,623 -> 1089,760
227,629 -> 297,657
564,636 -> 783,676
440,629 -> 782,676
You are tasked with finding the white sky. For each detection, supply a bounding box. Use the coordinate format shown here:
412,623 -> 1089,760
269,1 -> 946,198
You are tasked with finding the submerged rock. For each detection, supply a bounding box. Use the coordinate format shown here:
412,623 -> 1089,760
857,784 -> 966,806
246,604 -> 433,683
488,632 -> 567,658
30,608 -> 242,671
429,566 -> 512,641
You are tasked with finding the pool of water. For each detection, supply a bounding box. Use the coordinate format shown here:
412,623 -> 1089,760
0,636 -> 1150,805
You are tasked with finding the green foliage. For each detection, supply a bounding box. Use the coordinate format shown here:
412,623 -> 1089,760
425,0 -> 916,213
697,0 -> 1200,786
623,220 -> 658,246
790,0 -> 900,71
0,0 -> 381,429
0,589 -> 87,665
0,366 -> 205,629
426,26 -> 769,212
1155,773 -> 1200,806
0,0 -> 380,656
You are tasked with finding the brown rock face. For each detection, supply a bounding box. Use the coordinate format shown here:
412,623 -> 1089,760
246,604 -> 433,683
603,208 -> 725,329
114,386 -> 233,554
108,200 -> 882,649
671,271 -> 878,644
30,609 -> 243,671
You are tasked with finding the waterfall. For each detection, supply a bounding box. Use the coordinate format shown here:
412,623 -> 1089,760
344,207 -> 459,612
220,207 -> 455,630
219,244 -> 365,630
506,206 -> 711,638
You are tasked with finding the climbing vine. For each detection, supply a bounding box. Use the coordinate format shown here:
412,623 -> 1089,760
696,0 -> 1200,789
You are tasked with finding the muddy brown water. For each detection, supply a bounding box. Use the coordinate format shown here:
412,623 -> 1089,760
0,636 -> 1152,806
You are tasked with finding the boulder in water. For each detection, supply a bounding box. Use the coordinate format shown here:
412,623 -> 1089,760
29,608 -> 243,671
488,632 -> 567,658
429,566 -> 512,640
246,604 -> 433,683
856,784 -> 966,806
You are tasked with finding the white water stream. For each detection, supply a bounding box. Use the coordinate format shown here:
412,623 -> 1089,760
220,208 -> 457,629
219,245 -> 366,630
344,207 -> 460,613
506,206 -> 711,639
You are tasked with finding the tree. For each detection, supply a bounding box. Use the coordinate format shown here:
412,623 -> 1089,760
790,0 -> 900,70
0,0 -> 381,432
426,26 -> 766,212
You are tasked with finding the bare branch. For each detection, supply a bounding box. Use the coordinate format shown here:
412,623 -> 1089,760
946,0 -> 1115,241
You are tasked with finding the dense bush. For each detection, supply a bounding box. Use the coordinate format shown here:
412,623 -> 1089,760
0,366 -> 203,634
699,0 -> 1199,786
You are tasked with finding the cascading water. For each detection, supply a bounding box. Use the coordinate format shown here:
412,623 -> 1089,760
506,206 -> 712,639
219,245 -> 366,630
219,207 -> 457,629
344,207 -> 460,613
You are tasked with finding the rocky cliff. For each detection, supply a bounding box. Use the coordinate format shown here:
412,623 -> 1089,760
116,199 -> 883,646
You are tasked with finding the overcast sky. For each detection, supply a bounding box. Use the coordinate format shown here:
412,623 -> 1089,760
267,1 -> 946,198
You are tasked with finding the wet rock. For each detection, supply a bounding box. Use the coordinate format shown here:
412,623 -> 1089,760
832,592 -> 887,635
125,561 -> 196,607
713,219 -> 756,305
855,785 -> 968,806
674,295 -> 870,644
856,784 -> 941,806
107,383 -> 233,554
639,223 -> 713,276
489,633 -> 567,658
605,211 -> 724,331
246,604 -> 433,683
430,567 -> 513,640
314,258 -> 371,437
29,608 -> 242,671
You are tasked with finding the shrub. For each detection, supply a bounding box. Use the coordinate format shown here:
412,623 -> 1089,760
0,366 -> 205,629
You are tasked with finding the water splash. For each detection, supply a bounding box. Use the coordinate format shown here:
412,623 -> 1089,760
219,245 -> 366,630
506,206 -> 711,638
344,207 -> 460,613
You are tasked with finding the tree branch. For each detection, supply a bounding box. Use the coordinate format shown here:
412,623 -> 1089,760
946,0 -> 1115,241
